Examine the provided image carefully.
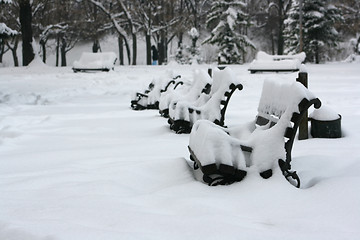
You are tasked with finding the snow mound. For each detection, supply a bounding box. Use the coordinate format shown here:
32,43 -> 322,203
26,56 -> 51,69
0,91 -> 49,105
343,54 -> 360,63
310,105 -> 340,121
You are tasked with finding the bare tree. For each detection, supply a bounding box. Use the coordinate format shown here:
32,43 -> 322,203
89,0 -> 134,65
5,35 -> 19,66
184,0 -> 210,30
151,0 -> 184,64
117,0 -> 138,65
133,0 -> 153,65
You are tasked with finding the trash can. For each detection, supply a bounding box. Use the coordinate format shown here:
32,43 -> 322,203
310,106 -> 342,138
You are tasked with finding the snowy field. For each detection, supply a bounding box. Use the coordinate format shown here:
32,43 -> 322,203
0,60 -> 360,239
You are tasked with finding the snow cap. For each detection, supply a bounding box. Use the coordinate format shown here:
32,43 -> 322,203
310,105 -> 340,121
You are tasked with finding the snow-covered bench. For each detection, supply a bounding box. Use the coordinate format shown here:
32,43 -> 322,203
248,51 -> 306,73
159,69 -> 212,118
72,52 -> 117,72
131,75 -> 182,110
188,77 -> 321,187
168,67 -> 243,134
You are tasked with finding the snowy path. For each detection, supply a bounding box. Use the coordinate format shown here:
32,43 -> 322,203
0,63 -> 359,239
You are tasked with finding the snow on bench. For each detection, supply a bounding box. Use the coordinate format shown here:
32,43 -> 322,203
168,67 -> 243,134
131,74 -> 183,110
188,77 -> 321,187
72,52 -> 117,72
248,51 -> 306,73
159,69 -> 212,118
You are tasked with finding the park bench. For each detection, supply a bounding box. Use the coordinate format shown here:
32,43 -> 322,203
72,52 -> 117,72
248,51 -> 306,74
131,75 -> 182,110
188,76 -> 321,187
159,69 -> 212,118
168,67 -> 243,134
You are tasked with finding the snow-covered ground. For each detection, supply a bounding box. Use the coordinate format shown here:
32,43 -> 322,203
0,61 -> 359,239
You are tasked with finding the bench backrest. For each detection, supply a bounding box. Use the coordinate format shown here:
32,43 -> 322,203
256,51 -> 306,62
188,68 -> 243,126
79,52 -> 117,62
256,80 -> 307,125
160,70 -> 212,112
255,79 -> 321,160
73,52 -> 117,69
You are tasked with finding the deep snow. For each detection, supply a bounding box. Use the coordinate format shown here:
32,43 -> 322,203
0,61 -> 360,240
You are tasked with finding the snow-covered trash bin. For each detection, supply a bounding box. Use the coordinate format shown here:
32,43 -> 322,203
72,52 -> 117,72
310,106 -> 342,138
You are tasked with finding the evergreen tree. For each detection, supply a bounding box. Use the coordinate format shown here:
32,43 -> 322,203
175,27 -> 201,64
204,0 -> 255,64
284,0 -> 343,63
284,2 -> 301,54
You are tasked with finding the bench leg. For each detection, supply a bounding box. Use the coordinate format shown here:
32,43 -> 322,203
260,169 -> 272,179
278,159 -> 300,188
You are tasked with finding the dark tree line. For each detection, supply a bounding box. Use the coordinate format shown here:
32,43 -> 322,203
1,0 -> 359,66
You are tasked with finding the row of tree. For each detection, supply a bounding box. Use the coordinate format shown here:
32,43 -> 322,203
1,0 -> 359,66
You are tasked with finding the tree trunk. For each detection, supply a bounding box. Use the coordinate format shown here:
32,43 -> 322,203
163,35 -> 168,64
315,45 -> 320,64
61,38 -> 67,66
11,47 -> 19,67
132,33 -> 137,65
118,37 -> 124,65
356,36 -> 360,54
277,28 -> 284,55
277,0 -> 284,55
40,40 -> 46,63
56,36 -> 59,66
10,36 -> 19,67
178,32 -> 183,49
271,32 -> 275,55
124,38 -> 131,65
146,33 -> 151,65
19,0 -> 34,66
158,40 -> 164,65
0,40 -> 4,63
158,31 -> 167,65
